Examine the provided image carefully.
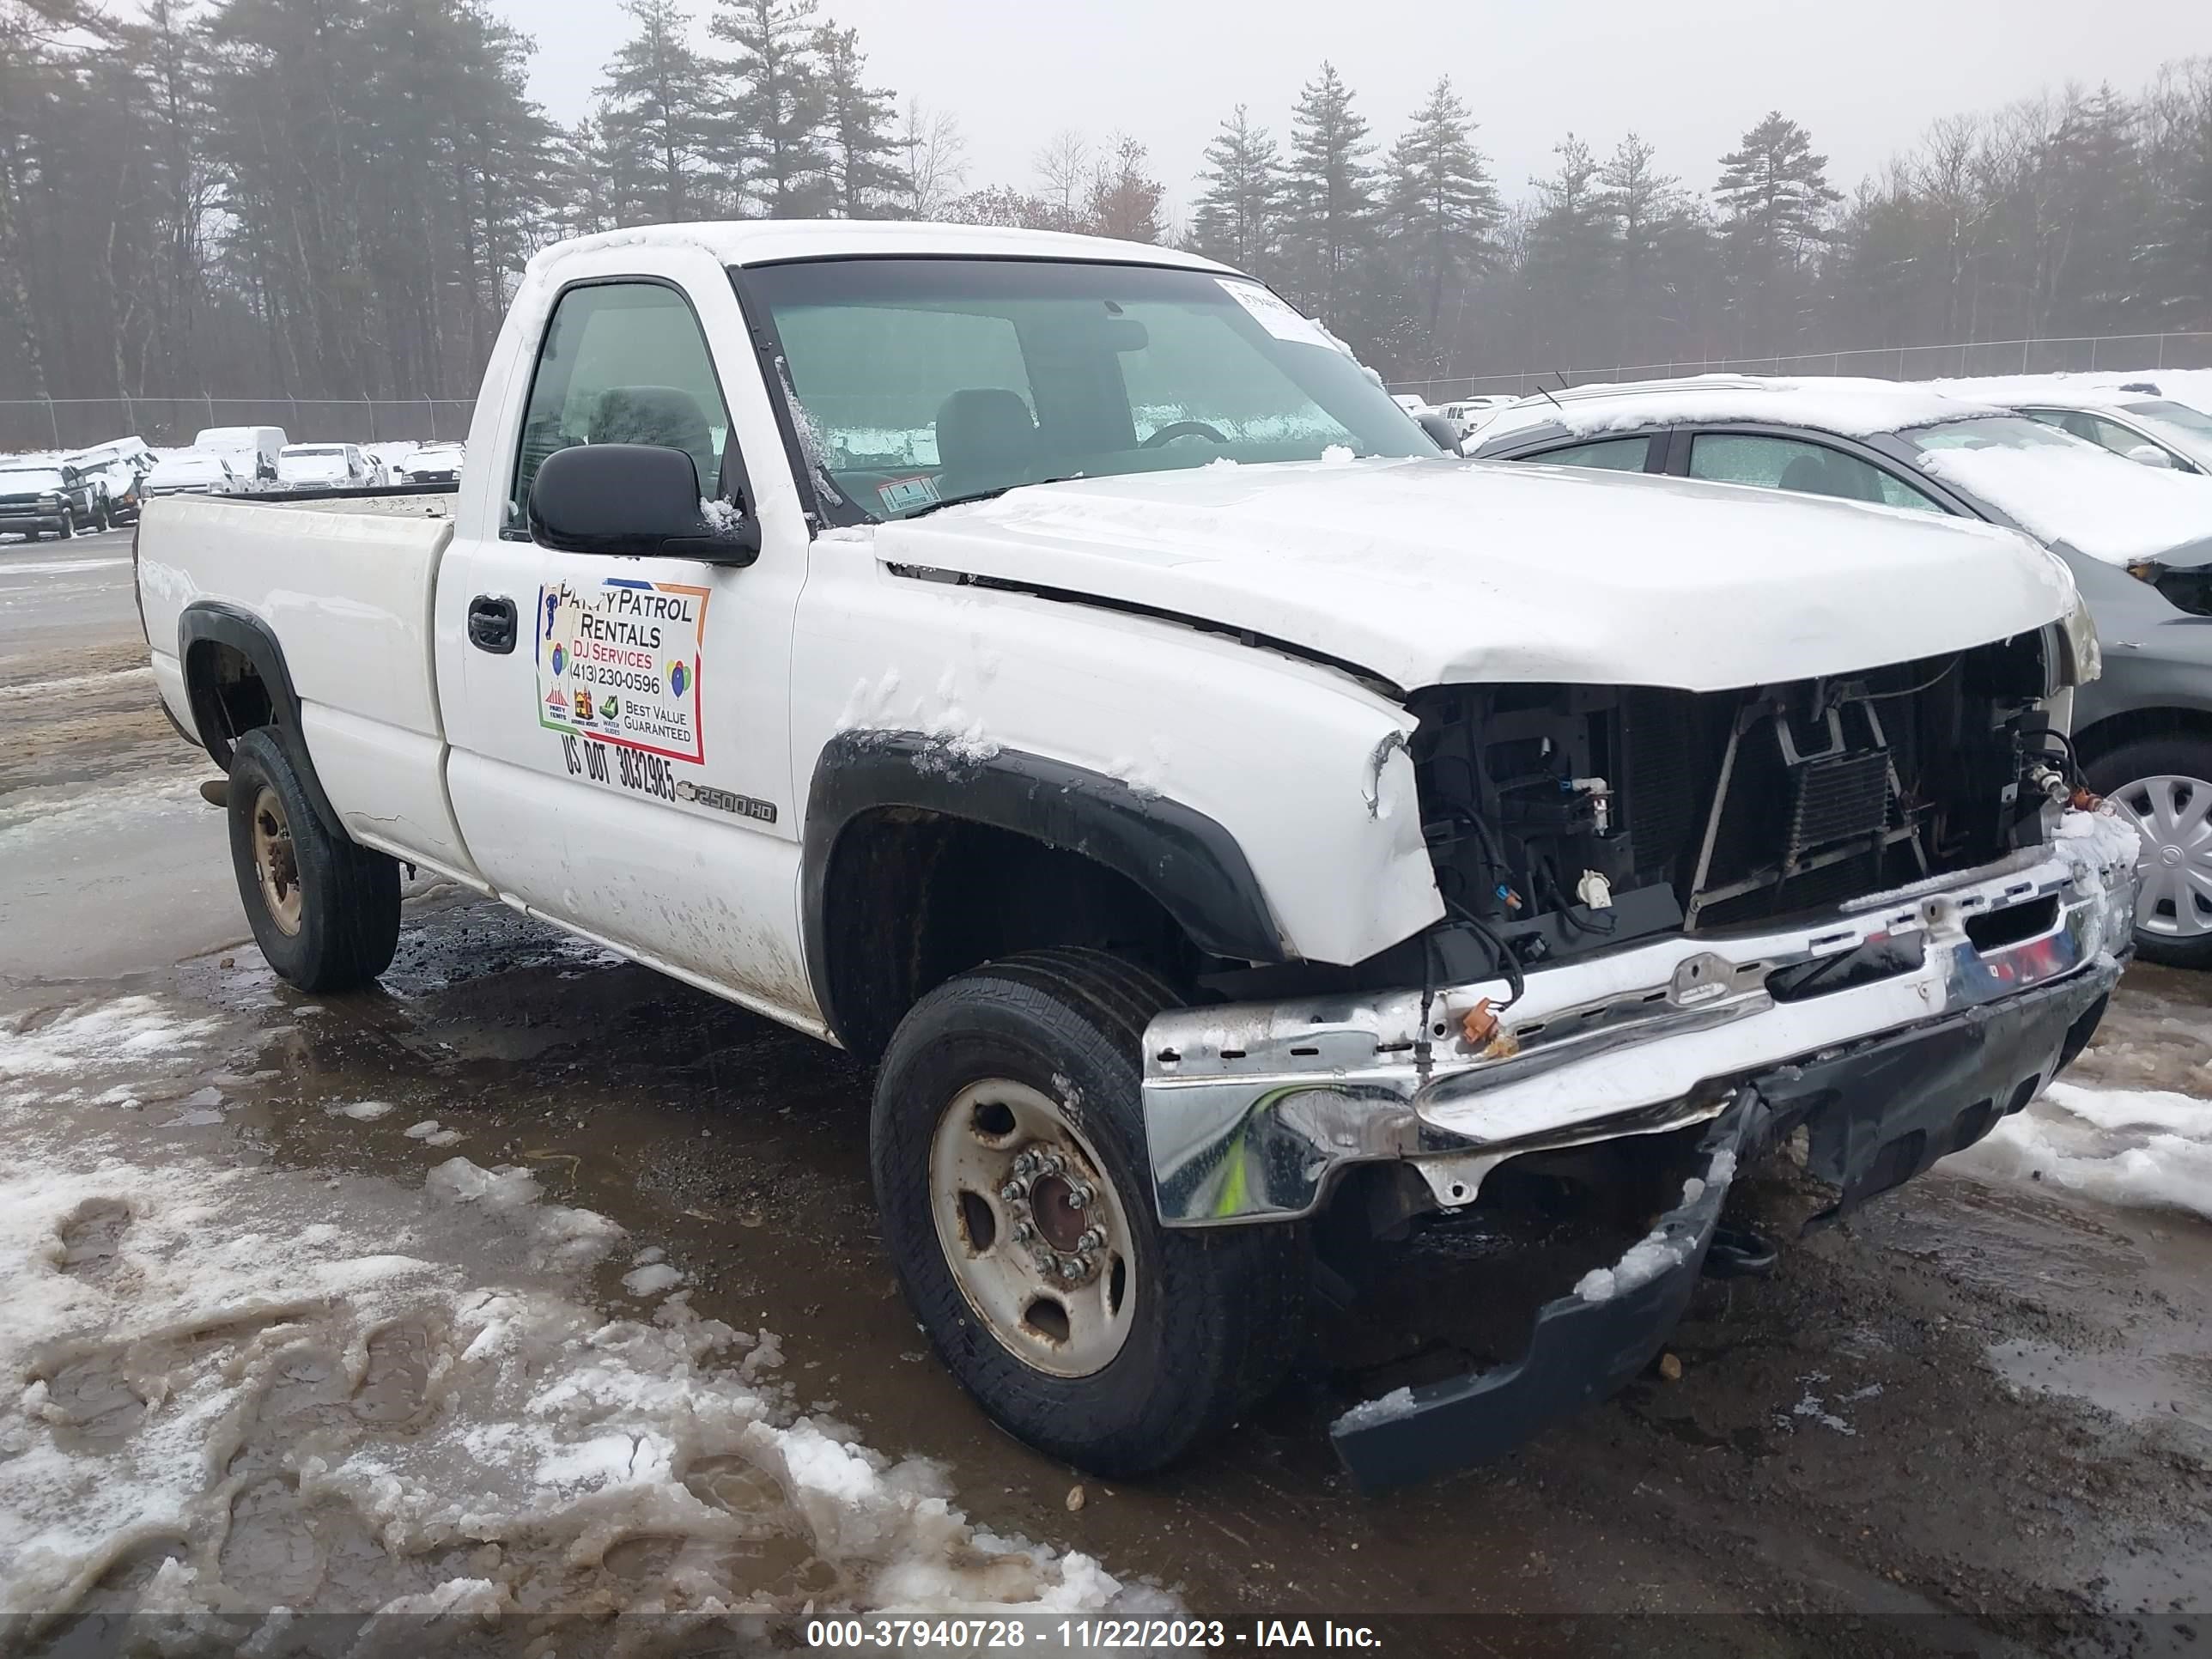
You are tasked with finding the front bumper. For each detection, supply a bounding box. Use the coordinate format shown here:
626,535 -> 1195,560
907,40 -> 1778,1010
0,513 -> 67,534
1328,950 -> 2120,1488
1143,817 -> 2140,1228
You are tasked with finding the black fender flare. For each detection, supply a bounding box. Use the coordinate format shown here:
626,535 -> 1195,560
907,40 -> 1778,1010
802,731 -> 1290,1044
178,600 -> 344,836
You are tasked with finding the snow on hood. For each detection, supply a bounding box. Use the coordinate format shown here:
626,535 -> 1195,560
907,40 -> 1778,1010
874,457 -> 2074,692
1913,443 -> 2212,567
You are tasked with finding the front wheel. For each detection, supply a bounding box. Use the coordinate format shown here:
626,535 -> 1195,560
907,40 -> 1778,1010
93,500 -> 110,533
225,727 -> 402,991
872,948 -> 1305,1476
55,511 -> 74,540
2088,736 -> 2212,969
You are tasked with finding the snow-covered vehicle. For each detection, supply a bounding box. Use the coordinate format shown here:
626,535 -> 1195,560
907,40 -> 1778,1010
276,442 -> 374,489
1943,382 -> 2212,477
65,437 -> 156,525
0,458 -> 103,538
1474,376 -> 2212,965
192,424 -> 286,486
135,224 -> 2139,1488
390,441 -> 465,484
145,452 -> 246,497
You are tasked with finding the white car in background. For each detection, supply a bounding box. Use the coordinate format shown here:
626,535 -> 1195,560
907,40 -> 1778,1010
1937,374 -> 2212,475
1437,395 -> 1515,438
276,442 -> 374,489
390,441 -> 465,484
191,425 -> 287,487
145,452 -> 246,497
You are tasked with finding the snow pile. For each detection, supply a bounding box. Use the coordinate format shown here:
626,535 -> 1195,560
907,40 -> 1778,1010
1914,441 -> 2212,565
1951,1080 -> 2212,1222
0,1001 -> 1145,1635
0,997 -> 227,1111
2055,805 -> 2143,869
1575,1147 -> 1737,1304
1334,1386 -> 1416,1430
699,496 -> 750,538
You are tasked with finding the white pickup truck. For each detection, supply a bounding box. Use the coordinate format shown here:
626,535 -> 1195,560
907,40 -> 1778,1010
136,222 -> 2140,1489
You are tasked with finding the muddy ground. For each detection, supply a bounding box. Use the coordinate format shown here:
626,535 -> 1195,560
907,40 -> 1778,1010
3,537 -> 2209,1656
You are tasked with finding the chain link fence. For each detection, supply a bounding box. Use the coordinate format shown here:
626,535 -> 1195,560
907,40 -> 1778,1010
0,395 -> 477,455
9,330 -> 2212,451
1387,331 -> 2212,401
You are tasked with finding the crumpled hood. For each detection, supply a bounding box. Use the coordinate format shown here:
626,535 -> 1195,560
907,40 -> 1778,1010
867,457 -> 2075,693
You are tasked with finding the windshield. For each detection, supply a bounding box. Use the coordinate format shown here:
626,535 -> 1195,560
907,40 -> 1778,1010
1899,414 -> 2083,455
740,258 -> 1434,522
286,447 -> 345,459
2124,399 -> 2212,438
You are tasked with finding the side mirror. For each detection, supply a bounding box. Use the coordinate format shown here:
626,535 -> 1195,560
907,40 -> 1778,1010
1417,412 -> 1466,453
528,442 -> 762,564
2124,442 -> 2175,470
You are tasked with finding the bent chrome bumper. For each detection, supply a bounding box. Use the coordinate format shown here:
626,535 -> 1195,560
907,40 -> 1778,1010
1144,814 -> 2141,1228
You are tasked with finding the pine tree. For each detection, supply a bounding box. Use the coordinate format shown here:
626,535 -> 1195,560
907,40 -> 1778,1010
1521,134 -> 1614,361
813,20 -> 902,217
595,0 -> 727,226
1379,76 -> 1498,335
1191,105 -> 1280,274
1279,61 -> 1375,319
713,0 -> 827,217
1715,111 -> 1841,353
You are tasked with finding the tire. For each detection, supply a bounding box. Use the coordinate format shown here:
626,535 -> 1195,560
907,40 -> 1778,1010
2087,735 -> 2212,969
225,727 -> 401,991
93,500 -> 110,533
55,511 -> 74,540
872,947 -> 1305,1476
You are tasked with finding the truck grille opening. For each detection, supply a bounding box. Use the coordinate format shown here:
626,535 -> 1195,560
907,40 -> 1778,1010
1407,634 -> 2058,966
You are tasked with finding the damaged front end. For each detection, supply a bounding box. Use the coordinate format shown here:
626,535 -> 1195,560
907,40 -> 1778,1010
1141,637 -> 2142,1489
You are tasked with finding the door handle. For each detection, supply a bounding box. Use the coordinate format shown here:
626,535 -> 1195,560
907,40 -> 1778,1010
468,594 -> 517,654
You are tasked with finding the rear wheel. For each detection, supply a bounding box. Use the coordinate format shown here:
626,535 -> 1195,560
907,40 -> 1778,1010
2087,736 -> 2212,969
225,727 -> 401,991
872,948 -> 1305,1476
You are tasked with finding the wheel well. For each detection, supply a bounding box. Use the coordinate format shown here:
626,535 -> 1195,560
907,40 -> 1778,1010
2073,705 -> 2212,769
183,639 -> 276,769
820,810 -> 1201,1060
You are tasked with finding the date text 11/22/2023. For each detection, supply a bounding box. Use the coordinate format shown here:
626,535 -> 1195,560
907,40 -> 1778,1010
801,1619 -> 1384,1649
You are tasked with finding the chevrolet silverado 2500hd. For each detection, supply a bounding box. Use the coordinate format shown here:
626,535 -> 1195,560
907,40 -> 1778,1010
136,222 -> 2139,1489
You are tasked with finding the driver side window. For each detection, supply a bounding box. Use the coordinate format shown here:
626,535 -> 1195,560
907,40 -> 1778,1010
507,281 -> 734,537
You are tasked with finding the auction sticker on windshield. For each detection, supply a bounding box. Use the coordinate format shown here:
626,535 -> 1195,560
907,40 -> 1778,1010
536,576 -> 708,764
1216,278 -> 1331,349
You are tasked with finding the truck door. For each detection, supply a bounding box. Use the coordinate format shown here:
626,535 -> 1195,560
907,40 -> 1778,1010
434,261 -> 821,1030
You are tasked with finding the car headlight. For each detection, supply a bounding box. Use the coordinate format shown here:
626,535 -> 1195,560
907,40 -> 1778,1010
37,492 -> 59,507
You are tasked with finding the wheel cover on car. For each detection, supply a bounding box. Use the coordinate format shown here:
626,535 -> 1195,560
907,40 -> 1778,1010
927,1079 -> 1137,1378
2109,773 -> 2212,940
251,784 -> 305,937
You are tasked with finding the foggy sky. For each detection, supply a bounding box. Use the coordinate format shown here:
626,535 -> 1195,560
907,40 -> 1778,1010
489,0 -> 2209,219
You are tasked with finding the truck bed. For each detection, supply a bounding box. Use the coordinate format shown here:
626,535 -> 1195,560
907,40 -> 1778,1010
137,489 -> 475,880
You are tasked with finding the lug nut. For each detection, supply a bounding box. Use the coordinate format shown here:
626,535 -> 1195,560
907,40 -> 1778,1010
1066,1182 -> 1094,1209
1037,1152 -> 1065,1176
1076,1227 -> 1106,1252
1013,1152 -> 1037,1176
1012,1220 -> 1036,1243
1000,1181 -> 1024,1203
1057,1255 -> 1084,1279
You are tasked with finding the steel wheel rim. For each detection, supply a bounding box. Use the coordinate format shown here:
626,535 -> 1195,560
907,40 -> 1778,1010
251,785 -> 305,937
927,1079 -> 1137,1378
2109,773 -> 2212,939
